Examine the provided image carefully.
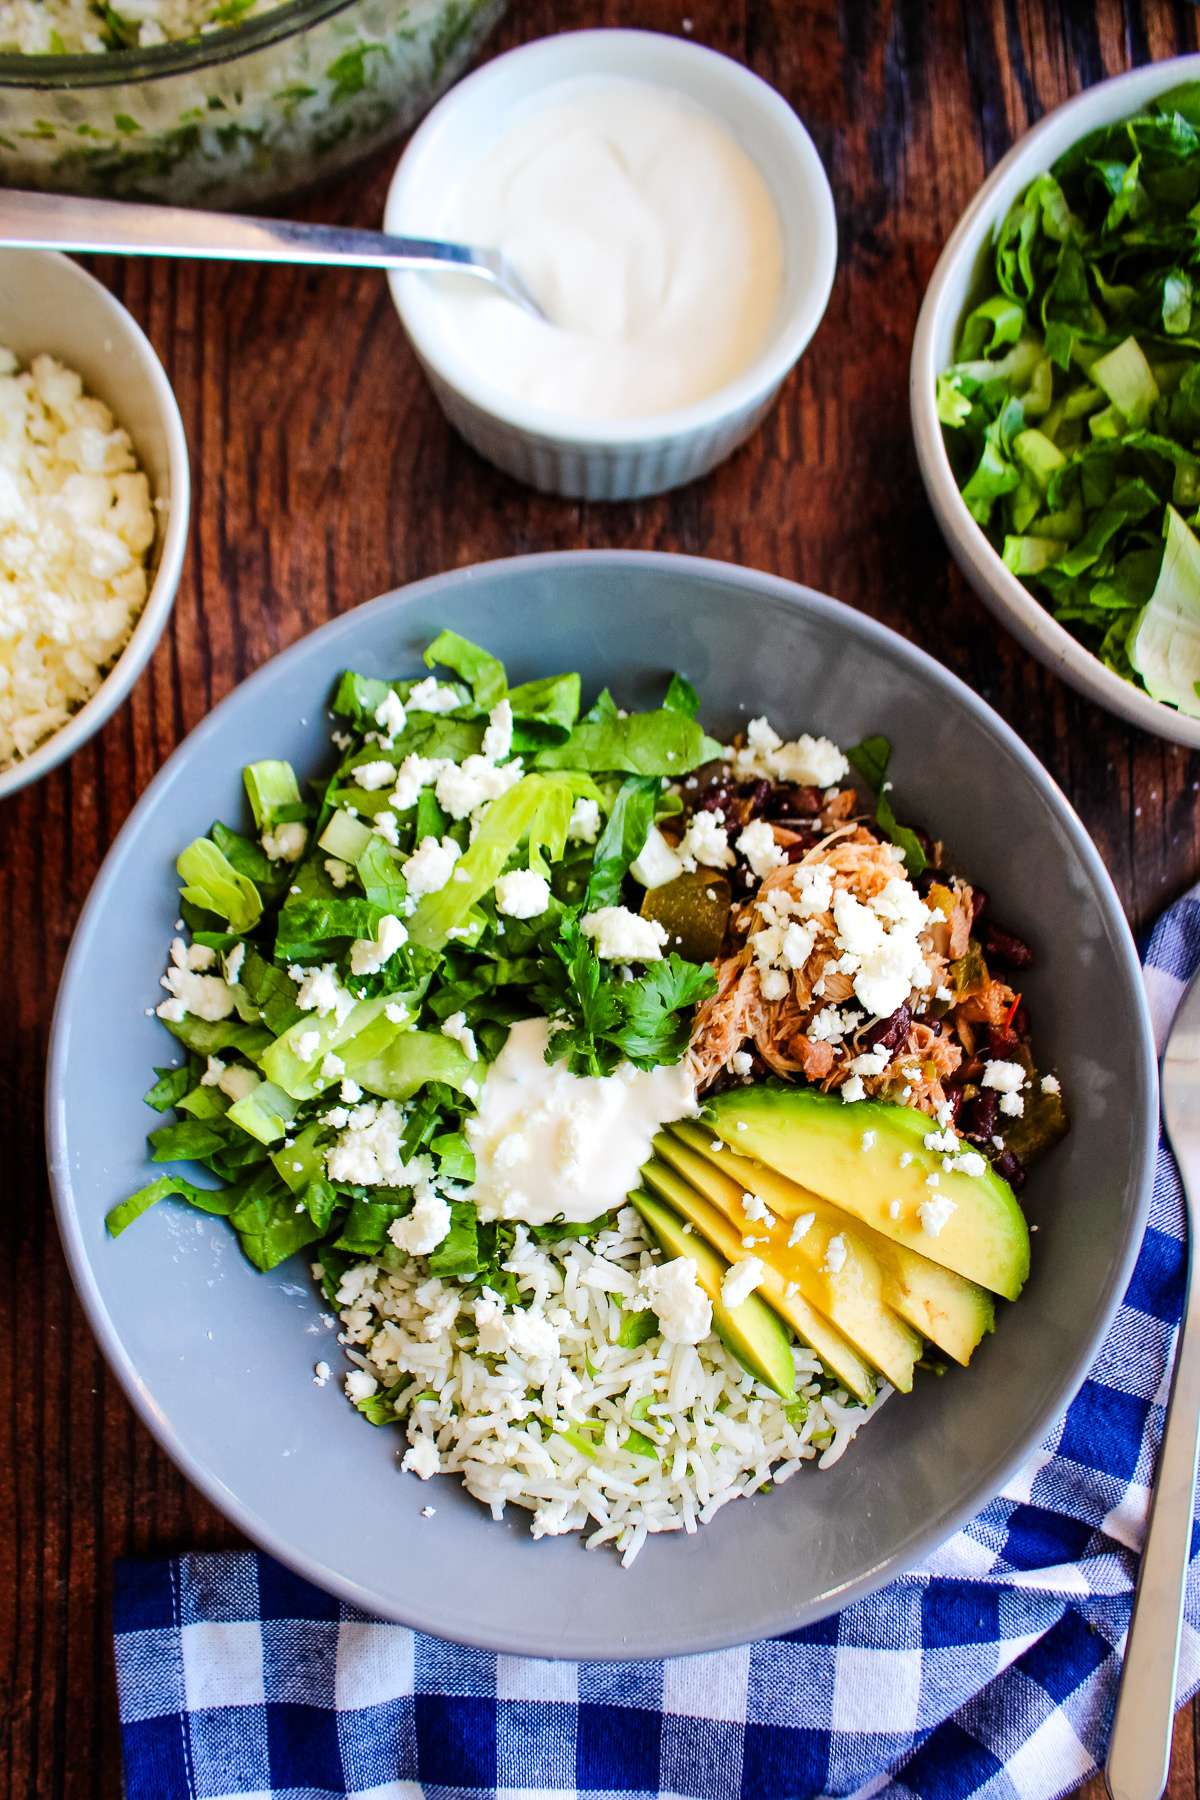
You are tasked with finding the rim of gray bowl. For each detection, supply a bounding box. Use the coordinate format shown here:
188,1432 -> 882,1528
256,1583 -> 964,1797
44,550 -> 1158,1651
911,54 -> 1200,750
0,250 -> 191,803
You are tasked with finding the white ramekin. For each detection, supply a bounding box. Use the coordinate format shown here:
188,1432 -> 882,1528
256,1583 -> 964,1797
0,248 -> 190,800
911,56 -> 1200,749
384,29 -> 837,501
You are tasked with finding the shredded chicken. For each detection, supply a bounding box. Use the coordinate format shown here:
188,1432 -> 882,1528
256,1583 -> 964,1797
956,977 -> 1017,1027
687,809 -> 975,1120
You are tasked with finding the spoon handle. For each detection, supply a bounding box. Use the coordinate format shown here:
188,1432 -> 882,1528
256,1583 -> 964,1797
0,187 -> 498,278
1106,1201 -> 1200,1800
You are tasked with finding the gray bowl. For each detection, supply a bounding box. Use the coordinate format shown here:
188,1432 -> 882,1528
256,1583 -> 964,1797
45,551 -> 1155,1659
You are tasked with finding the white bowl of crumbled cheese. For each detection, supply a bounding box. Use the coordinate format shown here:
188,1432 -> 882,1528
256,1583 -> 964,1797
0,248 -> 189,800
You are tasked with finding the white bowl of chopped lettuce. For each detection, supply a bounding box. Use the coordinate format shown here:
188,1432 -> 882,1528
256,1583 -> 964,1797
912,56 -> 1200,746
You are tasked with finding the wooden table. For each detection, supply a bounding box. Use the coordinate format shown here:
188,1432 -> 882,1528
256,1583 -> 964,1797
4,0 -> 1199,1792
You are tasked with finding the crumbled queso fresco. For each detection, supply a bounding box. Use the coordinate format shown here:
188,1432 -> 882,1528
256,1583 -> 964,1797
0,350 -> 154,768
0,0 -> 285,54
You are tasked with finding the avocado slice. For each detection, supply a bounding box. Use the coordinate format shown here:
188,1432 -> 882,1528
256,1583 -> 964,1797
630,1190 -> 798,1399
668,1121 -> 996,1366
704,1086 -> 1030,1302
648,1139 -> 922,1392
633,1177 -> 876,1404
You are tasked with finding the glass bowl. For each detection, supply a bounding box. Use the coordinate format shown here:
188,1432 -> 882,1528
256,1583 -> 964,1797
0,0 -> 506,207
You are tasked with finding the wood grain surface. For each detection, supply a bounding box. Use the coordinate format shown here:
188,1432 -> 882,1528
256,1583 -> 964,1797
3,0 -> 1199,1793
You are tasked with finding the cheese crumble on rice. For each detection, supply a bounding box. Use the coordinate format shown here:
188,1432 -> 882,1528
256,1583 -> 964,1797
0,349 -> 155,769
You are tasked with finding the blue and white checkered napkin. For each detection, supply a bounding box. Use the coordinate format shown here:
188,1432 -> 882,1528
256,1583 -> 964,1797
112,894 -> 1200,1800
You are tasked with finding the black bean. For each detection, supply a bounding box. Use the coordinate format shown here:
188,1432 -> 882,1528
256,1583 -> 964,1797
984,1026 -> 1021,1060
785,834 -> 820,862
970,885 -> 988,925
699,782 -> 737,816
993,1148 -> 1027,1191
863,1002 -> 911,1051
762,783 -> 823,820
689,760 -> 736,816
960,1089 -> 999,1141
981,922 -> 1033,969
916,867 -> 950,897
739,779 -> 773,820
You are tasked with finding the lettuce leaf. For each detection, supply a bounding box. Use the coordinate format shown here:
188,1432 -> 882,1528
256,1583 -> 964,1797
106,1173 -> 236,1236
263,994 -> 401,1100
148,1117 -> 230,1162
355,836 -> 408,910
243,760 -> 303,831
341,1029 -> 476,1100
425,1200 -> 481,1277
211,820 -> 277,887
407,773 -> 582,951
663,672 -> 700,717
177,838 -> 262,932
1129,505 -> 1200,715
846,737 -> 928,878
143,1064 -> 193,1112
508,671 -> 581,742
423,629 -> 507,711
226,1079 -> 300,1146
584,776 -> 659,911
535,710 -> 721,775
160,1015 -> 274,1060
228,1170 -> 326,1271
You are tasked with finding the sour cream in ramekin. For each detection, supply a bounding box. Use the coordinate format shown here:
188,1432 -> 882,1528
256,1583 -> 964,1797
430,75 -> 785,422
386,30 -> 837,499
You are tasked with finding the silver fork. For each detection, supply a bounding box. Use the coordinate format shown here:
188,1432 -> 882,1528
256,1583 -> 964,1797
1107,972 -> 1200,1800
0,187 -> 548,320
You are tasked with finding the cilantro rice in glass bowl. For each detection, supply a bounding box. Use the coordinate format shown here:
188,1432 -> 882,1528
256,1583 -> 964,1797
0,0 -> 505,208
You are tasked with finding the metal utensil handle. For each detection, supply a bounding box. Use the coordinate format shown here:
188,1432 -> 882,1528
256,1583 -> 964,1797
0,187 -> 488,275
1106,1216 -> 1200,1800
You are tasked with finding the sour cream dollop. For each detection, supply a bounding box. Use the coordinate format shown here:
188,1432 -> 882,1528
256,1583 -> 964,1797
466,1016 -> 697,1227
428,76 -> 785,421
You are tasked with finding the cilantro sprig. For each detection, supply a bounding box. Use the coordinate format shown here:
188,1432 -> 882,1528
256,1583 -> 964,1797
540,916 -> 716,1078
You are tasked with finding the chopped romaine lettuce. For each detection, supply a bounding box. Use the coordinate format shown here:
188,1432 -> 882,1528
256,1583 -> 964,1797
244,760 -> 303,831
423,629 -> 507,711
937,91 -> 1200,710
535,710 -> 722,775
177,838 -> 262,932
113,638 -> 739,1308
1129,506 -> 1200,715
584,776 -> 658,911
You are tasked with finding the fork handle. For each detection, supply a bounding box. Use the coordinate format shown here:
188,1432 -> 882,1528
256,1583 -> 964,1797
1106,1210 -> 1200,1800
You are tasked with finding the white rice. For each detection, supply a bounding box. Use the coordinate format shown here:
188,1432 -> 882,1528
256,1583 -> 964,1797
334,1205 -> 884,1565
